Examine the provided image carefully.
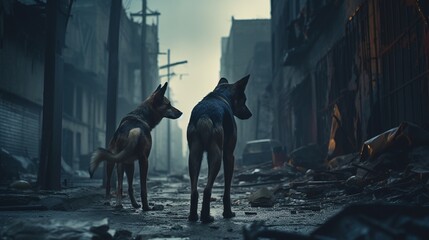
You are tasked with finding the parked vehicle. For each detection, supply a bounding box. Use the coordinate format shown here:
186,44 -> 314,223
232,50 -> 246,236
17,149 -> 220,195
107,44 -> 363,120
240,139 -> 286,167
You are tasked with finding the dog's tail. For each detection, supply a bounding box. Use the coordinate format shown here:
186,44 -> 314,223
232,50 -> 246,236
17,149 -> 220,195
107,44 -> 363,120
196,115 -> 214,147
88,128 -> 141,178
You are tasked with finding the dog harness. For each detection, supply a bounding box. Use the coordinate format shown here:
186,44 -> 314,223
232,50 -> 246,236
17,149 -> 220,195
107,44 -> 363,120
119,113 -> 151,130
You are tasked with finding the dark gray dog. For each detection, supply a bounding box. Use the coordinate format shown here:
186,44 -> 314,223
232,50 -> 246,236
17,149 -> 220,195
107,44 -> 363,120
187,75 -> 252,223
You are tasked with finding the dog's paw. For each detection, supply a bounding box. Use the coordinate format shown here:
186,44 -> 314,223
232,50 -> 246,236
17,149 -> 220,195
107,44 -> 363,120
200,215 -> 215,224
142,205 -> 151,211
188,213 -> 199,222
223,211 -> 236,219
131,202 -> 141,209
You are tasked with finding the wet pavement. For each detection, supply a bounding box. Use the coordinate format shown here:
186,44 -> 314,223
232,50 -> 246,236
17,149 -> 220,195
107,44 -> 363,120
0,176 -> 341,239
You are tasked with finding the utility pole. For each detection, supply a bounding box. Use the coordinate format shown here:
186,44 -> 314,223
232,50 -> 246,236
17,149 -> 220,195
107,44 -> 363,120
38,0 -> 63,190
130,1 -> 160,98
103,0 -> 122,186
159,50 -> 187,173
141,0 -> 147,97
167,49 -> 170,173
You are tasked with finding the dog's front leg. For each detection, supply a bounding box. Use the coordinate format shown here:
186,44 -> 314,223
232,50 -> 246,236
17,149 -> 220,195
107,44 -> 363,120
139,156 -> 150,211
222,151 -> 236,218
125,163 -> 141,208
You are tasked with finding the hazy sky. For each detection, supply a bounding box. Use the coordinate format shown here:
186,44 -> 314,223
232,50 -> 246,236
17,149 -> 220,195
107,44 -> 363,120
127,0 -> 270,147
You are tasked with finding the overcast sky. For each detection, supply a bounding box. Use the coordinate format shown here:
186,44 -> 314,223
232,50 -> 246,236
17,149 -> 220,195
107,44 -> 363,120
127,0 -> 270,151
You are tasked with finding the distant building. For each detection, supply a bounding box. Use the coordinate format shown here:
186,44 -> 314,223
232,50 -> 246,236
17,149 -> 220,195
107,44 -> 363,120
220,18 -> 272,156
271,0 -> 429,158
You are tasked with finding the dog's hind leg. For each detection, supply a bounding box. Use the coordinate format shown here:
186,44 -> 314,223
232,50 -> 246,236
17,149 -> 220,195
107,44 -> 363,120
139,156 -> 150,211
222,149 -> 236,218
200,141 -> 222,223
124,163 -> 140,208
115,163 -> 124,208
106,161 -> 115,202
188,139 -> 203,222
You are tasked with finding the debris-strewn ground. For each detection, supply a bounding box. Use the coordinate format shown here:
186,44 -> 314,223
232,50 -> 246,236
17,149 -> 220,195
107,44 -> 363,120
0,177 -> 341,240
1,122 -> 429,239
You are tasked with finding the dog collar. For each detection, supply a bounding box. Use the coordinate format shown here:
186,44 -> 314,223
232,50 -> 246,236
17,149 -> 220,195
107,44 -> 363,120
213,94 -> 231,108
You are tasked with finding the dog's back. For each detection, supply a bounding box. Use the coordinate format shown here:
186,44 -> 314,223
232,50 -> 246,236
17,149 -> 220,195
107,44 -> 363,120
188,94 -> 235,150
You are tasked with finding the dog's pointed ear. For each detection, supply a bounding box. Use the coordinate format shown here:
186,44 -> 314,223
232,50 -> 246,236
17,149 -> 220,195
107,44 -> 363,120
160,82 -> 168,96
234,75 -> 250,91
154,82 -> 168,103
153,84 -> 162,94
217,78 -> 228,86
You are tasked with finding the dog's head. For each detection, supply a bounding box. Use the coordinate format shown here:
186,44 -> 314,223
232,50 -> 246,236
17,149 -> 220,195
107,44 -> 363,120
215,75 -> 252,120
150,82 -> 182,119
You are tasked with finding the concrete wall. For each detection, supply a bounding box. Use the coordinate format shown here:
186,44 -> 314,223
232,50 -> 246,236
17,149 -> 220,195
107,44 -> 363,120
220,18 -> 271,156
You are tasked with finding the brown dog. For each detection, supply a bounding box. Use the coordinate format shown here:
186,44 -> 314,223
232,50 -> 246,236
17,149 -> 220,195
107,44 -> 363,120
89,82 -> 182,210
187,75 -> 252,223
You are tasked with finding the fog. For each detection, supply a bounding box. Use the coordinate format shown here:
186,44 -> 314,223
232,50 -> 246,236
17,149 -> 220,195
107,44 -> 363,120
127,0 -> 270,153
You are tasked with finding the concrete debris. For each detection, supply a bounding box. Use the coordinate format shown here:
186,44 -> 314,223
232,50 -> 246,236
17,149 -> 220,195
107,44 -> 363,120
9,180 -> 31,190
248,187 -> 274,207
0,218 -> 136,240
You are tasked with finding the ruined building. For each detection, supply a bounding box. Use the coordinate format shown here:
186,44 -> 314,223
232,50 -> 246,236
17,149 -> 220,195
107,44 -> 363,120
0,0 -> 169,174
271,0 -> 429,158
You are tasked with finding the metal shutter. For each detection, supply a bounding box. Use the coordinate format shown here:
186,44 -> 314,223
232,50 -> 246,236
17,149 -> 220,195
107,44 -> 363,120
0,97 -> 41,158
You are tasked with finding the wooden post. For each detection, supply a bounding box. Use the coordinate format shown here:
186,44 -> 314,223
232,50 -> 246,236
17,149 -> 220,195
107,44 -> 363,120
103,0 -> 122,187
38,0 -> 63,190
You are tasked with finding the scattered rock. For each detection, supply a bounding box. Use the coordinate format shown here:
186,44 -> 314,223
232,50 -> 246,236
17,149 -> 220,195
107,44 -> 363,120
245,211 -> 257,215
248,187 -> 274,207
171,224 -> 183,230
151,204 -> 164,211
113,229 -> 132,240
9,180 -> 32,190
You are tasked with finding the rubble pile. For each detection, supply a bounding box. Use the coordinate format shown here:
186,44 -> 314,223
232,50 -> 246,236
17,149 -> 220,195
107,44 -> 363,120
237,122 -> 429,239
235,122 -> 429,210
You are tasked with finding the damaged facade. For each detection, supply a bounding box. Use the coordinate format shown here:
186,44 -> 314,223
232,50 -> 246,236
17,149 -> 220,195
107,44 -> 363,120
0,0 -> 173,174
220,18 -> 273,156
271,0 -> 429,159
